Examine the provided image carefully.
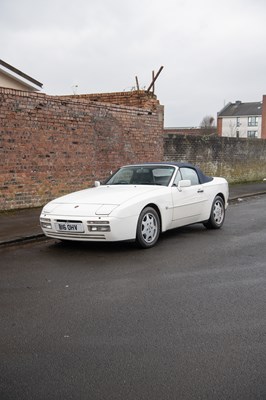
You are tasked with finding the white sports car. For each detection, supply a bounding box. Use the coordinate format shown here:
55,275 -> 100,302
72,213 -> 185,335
40,162 -> 229,248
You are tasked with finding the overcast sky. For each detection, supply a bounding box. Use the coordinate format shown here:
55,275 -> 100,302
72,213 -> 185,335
1,0 -> 266,126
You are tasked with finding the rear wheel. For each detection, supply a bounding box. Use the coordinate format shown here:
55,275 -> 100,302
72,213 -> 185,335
136,207 -> 160,248
203,195 -> 225,229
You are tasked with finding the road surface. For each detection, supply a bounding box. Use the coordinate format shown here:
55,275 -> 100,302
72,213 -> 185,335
1,196 -> 266,399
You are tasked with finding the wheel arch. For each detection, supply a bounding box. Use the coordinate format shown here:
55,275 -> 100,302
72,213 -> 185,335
203,193 -> 226,229
141,203 -> 162,233
207,192 -> 225,219
216,192 -> 225,203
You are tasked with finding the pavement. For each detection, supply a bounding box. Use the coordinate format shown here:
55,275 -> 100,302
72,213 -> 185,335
0,181 -> 266,246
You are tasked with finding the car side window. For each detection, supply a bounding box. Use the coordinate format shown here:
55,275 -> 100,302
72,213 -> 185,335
179,168 -> 199,185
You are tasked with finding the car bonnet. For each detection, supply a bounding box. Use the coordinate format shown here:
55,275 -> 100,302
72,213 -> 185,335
43,185 -> 161,216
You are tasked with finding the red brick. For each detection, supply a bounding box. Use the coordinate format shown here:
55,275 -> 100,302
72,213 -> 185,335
0,88 -> 164,210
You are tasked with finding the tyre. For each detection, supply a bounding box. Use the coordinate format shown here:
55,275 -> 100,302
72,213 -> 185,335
136,207 -> 160,248
203,195 -> 225,229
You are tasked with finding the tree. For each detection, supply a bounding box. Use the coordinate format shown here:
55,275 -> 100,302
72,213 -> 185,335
200,115 -> 215,128
200,115 -> 217,135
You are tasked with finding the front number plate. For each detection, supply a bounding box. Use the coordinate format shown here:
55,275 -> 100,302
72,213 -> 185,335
55,222 -> 84,233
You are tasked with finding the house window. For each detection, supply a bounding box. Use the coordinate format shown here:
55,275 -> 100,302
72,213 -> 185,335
248,116 -> 258,126
236,117 -> 240,127
247,131 -> 258,138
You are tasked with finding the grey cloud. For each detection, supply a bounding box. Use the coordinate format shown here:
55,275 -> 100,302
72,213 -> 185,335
1,0 -> 266,125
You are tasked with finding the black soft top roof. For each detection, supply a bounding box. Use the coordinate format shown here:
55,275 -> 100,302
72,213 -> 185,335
125,162 -> 213,184
163,162 -> 213,184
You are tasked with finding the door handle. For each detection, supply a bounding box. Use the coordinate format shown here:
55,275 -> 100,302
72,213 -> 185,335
197,188 -> 204,193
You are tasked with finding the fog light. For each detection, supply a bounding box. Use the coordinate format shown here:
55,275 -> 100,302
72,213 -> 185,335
87,221 -> 111,232
40,217 -> 52,229
98,226 -> 111,232
88,225 -> 111,232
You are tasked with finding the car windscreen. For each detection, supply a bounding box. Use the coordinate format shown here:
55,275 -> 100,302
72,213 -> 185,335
105,166 -> 175,186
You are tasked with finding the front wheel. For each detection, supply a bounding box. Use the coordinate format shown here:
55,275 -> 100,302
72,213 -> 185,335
136,207 -> 160,248
203,195 -> 225,229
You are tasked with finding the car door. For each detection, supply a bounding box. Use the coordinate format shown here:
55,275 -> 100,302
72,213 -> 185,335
171,167 -> 208,225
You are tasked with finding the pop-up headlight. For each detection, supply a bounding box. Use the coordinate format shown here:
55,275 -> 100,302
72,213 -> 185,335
95,204 -> 118,215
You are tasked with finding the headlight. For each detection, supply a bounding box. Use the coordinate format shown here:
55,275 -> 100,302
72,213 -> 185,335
42,202 -> 57,214
40,217 -> 52,229
96,204 -> 118,215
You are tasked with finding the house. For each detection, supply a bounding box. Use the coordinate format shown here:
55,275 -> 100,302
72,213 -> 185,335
217,97 -> 266,139
0,59 -> 43,92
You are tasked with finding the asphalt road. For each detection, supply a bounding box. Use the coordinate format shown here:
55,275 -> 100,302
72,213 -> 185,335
0,196 -> 266,400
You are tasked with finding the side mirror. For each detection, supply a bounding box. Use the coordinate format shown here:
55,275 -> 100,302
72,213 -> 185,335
177,179 -> 191,191
94,181 -> 101,187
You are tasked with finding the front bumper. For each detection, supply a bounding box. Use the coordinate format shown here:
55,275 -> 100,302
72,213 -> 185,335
40,213 -> 138,242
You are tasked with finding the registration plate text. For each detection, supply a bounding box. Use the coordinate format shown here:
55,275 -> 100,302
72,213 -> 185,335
55,222 -> 84,233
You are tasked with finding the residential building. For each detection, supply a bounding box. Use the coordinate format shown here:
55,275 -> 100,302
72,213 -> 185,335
217,98 -> 266,139
0,59 -> 43,92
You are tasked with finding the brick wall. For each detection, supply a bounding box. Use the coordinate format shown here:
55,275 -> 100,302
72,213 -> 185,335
59,91 -> 160,109
1,86 -> 266,211
164,127 -> 217,136
0,88 -> 164,210
261,95 -> 266,139
164,134 -> 266,183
